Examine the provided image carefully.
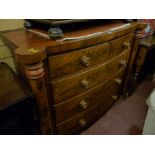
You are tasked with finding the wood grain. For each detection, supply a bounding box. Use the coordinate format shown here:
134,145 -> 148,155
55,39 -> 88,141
48,42 -> 109,79
0,21 -> 144,134
109,34 -> 133,58
56,70 -> 125,134
50,49 -> 130,103
54,69 -> 125,124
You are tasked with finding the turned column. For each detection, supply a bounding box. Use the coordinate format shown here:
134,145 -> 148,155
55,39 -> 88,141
15,47 -> 52,134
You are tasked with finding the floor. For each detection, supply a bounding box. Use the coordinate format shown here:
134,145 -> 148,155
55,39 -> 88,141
81,78 -> 155,135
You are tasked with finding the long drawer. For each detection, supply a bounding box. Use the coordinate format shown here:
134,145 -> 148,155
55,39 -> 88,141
50,49 -> 130,103
54,69 -> 125,124
48,42 -> 109,79
56,70 -> 124,134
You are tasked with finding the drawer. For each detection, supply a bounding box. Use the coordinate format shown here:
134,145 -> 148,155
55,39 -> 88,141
56,71 -> 124,134
109,34 -> 133,58
54,69 -> 125,124
48,42 -> 109,79
50,49 -> 130,103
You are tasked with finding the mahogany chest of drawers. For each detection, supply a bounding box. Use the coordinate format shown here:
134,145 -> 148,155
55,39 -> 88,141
0,21 -> 145,134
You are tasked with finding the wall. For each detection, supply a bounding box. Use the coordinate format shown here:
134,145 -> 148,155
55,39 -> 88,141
0,19 -> 24,72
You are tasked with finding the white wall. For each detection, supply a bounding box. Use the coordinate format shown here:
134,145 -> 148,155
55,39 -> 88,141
0,19 -> 24,72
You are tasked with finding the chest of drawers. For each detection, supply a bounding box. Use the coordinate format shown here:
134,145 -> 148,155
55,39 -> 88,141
50,38 -> 131,134
0,21 -> 145,134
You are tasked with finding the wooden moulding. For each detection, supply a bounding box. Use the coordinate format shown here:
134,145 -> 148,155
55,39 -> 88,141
0,21 -> 147,134
15,46 -> 47,65
45,22 -> 146,55
24,61 -> 52,134
25,62 -> 45,79
14,47 -> 52,134
46,26 -> 133,55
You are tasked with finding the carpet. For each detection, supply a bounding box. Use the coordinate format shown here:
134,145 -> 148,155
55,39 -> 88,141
81,79 -> 155,135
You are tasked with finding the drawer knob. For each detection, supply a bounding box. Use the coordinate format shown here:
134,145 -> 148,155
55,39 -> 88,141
81,55 -> 91,67
120,60 -> 126,67
124,41 -> 130,48
79,118 -> 86,127
80,100 -> 88,110
112,95 -> 118,100
81,79 -> 89,89
115,78 -> 122,85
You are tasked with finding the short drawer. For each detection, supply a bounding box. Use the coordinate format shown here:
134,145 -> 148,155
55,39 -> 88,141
50,49 -> 130,103
48,42 -> 109,79
109,34 -> 133,58
54,69 -> 125,124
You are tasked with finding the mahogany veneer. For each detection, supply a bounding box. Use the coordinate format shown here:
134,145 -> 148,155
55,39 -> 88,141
0,21 -> 145,134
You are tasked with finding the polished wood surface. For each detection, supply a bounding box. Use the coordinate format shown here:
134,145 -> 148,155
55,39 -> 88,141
0,21 -> 145,134
109,34 -> 133,58
48,42 -> 109,79
24,62 -> 52,134
54,69 -> 125,124
1,22 -> 142,56
50,49 -> 130,103
56,70 -> 124,134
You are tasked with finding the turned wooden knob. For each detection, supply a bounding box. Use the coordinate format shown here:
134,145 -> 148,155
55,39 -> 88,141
81,79 -> 89,89
79,119 -> 86,127
112,95 -> 118,100
115,78 -> 122,85
120,60 -> 126,67
80,100 -> 88,110
81,55 -> 91,67
124,41 -> 130,48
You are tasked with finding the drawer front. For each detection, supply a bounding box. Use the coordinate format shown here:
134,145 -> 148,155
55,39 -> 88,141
48,42 -> 109,79
109,34 -> 133,58
50,49 -> 130,103
56,71 -> 124,134
54,69 -> 125,124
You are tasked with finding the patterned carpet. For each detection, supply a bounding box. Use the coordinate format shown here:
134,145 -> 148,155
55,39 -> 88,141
81,79 -> 155,135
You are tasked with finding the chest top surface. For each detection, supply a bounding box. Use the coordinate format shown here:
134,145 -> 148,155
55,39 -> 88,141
0,22 -> 142,65
0,22 -> 138,49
